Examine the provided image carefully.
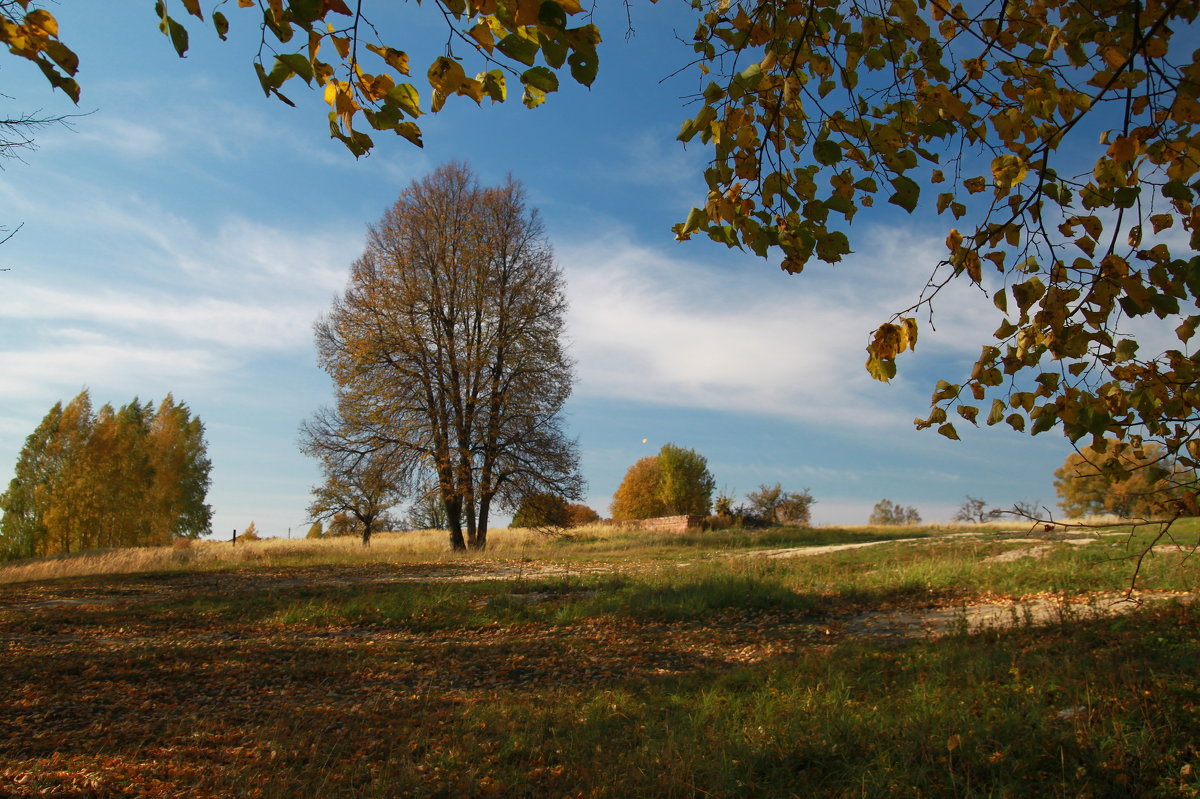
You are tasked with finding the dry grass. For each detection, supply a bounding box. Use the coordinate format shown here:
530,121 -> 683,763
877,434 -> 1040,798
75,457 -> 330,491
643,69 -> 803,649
0,524 -> 640,585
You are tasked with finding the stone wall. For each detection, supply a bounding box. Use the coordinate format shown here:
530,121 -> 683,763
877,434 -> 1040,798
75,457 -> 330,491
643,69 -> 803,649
636,515 -> 706,534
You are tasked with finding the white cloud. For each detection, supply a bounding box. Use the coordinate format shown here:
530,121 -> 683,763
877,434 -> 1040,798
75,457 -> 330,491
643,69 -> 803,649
0,180 -> 358,407
561,223 -> 1001,427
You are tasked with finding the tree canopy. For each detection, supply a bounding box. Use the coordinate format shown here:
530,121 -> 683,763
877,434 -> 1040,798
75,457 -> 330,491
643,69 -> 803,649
1053,440 -> 1194,519
8,1 -> 1200,506
309,163 -> 581,551
746,483 -> 815,526
0,390 -> 212,560
610,444 -> 716,520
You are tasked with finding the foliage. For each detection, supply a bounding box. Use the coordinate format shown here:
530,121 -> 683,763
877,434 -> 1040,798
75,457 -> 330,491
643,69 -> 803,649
325,512 -> 355,537
239,521 -> 260,542
300,437 -> 405,546
511,496 -> 598,529
746,483 -> 815,526
510,492 -> 570,529
310,163 -> 582,551
404,487 -> 449,532
868,499 -> 922,526
611,444 -> 716,520
305,521 -> 323,540
1054,440 -> 1195,519
953,495 -> 1000,524
609,456 -> 666,521
657,443 -> 716,516
564,502 -> 600,527
0,390 -> 212,560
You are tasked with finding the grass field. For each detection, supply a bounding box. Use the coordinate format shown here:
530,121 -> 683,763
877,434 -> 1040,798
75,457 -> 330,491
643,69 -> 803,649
1,520 -> 1198,797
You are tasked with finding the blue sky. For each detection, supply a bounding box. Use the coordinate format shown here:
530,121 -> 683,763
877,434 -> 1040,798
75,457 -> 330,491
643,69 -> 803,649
0,2 -> 1076,536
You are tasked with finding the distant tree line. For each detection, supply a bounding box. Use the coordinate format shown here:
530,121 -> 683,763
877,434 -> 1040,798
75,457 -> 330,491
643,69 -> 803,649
0,390 -> 212,560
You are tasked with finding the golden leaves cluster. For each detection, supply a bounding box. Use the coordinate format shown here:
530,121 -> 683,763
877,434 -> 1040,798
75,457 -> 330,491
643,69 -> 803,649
0,1 -> 79,101
672,0 -> 1200,470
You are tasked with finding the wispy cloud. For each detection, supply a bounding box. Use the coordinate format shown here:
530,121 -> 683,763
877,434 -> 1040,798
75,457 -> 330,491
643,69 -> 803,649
561,223 -> 998,427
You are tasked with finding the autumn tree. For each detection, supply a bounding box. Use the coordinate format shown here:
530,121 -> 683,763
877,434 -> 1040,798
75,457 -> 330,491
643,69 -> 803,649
301,437 -> 405,546
869,499 -> 922,526
746,483 -> 815,526
0,390 -> 212,560
565,502 -> 600,527
0,399 -> 63,560
311,163 -> 581,551
305,521 -> 324,539
611,444 -> 716,520
953,495 -> 999,524
510,493 -> 570,529
1054,441 -> 1194,519
610,456 -> 666,521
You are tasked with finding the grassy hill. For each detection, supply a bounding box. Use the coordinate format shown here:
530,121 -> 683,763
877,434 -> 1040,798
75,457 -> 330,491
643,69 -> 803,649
1,522 -> 1197,796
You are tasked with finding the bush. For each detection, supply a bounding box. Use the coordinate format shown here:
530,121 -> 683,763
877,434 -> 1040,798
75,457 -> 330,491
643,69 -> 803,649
238,521 -> 261,541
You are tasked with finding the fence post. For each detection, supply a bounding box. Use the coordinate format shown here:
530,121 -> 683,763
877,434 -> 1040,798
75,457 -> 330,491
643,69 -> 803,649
232,528 -> 237,546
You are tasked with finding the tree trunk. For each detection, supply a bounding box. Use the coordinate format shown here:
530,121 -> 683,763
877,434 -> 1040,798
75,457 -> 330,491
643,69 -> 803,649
472,496 -> 491,550
446,496 -> 466,551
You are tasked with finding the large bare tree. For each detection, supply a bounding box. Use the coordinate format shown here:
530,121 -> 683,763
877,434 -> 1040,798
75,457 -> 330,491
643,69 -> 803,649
310,162 -> 581,551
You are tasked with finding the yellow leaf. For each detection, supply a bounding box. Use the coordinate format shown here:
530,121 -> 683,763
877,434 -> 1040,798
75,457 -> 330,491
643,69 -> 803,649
428,56 -> 465,97
332,35 -> 350,59
366,43 -> 410,75
24,9 -> 58,38
870,323 -> 904,359
468,21 -> 495,53
947,734 -> 962,751
991,154 -> 1027,190
457,76 -> 484,103
1107,135 -> 1139,163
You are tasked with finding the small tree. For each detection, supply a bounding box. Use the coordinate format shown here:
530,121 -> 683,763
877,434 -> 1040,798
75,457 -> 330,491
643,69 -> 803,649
610,456 -> 667,521
869,500 -> 922,526
746,483 -> 815,526
510,493 -> 570,529
658,444 -> 715,516
326,512 -> 355,537
240,521 -> 260,541
1011,500 -> 1043,519
610,444 -> 716,520
305,521 -> 323,539
953,496 -> 999,524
